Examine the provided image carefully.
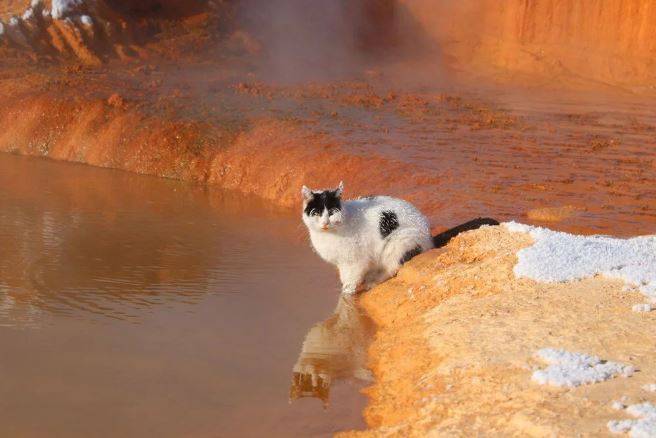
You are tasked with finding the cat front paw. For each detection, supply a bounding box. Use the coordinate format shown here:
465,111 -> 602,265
341,281 -> 367,294
341,283 -> 359,294
341,285 -> 356,295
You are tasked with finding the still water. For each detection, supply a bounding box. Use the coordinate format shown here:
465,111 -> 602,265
0,154 -> 372,437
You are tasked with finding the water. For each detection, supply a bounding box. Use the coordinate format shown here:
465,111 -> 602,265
0,154 -> 371,437
189,72 -> 656,236
317,88 -> 656,235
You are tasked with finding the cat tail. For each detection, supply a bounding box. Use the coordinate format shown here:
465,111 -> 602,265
431,217 -> 500,248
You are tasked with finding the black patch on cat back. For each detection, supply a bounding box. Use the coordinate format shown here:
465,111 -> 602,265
304,190 -> 342,216
400,245 -> 423,265
379,210 -> 399,238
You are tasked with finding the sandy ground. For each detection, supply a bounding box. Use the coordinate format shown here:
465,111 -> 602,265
340,225 -> 656,436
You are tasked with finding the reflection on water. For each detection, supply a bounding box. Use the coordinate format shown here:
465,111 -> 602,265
290,294 -> 374,408
0,154 -> 368,437
0,153 -> 294,324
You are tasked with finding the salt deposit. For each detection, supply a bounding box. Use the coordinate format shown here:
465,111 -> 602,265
633,304 -> 654,313
613,400 -> 628,410
532,348 -> 634,388
504,222 -> 656,299
51,0 -> 83,20
608,402 -> 656,437
22,8 -> 34,20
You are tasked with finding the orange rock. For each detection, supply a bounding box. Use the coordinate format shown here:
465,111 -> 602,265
341,225 -> 656,436
400,0 -> 656,88
106,93 -> 125,108
527,205 -> 584,222
52,19 -> 101,66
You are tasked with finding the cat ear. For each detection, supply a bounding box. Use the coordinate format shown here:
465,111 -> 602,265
336,181 -> 344,197
301,185 -> 313,201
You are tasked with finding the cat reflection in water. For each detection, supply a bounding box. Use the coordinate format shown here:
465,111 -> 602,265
289,294 -> 374,407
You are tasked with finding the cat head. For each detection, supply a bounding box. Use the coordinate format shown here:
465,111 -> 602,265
301,182 -> 344,232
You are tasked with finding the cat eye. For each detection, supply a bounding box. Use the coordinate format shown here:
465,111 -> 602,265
309,209 -> 320,216
329,208 -> 340,215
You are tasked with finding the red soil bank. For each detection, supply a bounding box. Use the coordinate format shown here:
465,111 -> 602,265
4,1 -> 656,88
0,91 -> 441,223
0,0 -> 655,237
400,0 -> 656,89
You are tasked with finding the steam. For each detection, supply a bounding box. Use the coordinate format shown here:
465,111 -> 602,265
238,0 -> 365,81
236,0 -> 443,85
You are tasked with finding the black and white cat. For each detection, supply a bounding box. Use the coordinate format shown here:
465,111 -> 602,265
301,182 -> 433,294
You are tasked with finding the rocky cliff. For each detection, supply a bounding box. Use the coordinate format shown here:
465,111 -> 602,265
399,0 -> 656,89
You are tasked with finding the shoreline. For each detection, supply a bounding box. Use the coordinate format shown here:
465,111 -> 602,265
2,70 -> 655,435
2,69 -> 655,237
343,224 -> 656,436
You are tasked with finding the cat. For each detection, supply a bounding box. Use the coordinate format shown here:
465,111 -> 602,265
301,182 -> 433,294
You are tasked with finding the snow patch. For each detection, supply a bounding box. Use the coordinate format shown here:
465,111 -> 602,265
608,402 -> 656,437
613,400 -> 628,410
8,16 -> 19,26
0,22 -> 4,36
643,384 -> 656,393
22,8 -> 34,20
504,221 -> 532,233
51,0 -> 83,20
632,303 -> 654,313
532,348 -> 634,388
31,0 -> 42,7
504,222 -> 656,299
79,15 -> 93,26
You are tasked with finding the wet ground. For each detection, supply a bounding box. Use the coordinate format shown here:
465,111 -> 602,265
2,61 -> 655,238
0,153 -> 371,437
94,61 -> 656,235
222,79 -> 656,236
